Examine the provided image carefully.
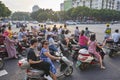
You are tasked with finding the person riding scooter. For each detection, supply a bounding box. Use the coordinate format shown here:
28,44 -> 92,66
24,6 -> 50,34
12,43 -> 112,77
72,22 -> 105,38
27,39 -> 51,77
40,40 -> 61,80
79,30 -> 88,49
88,33 -> 106,69
47,34 -> 58,53
112,29 -> 120,45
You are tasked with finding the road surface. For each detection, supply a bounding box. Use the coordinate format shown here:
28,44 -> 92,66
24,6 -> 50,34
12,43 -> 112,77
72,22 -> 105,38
0,23 -> 120,80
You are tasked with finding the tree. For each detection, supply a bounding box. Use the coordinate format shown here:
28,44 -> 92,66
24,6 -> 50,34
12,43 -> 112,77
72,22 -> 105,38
31,9 -> 59,22
31,6 -> 120,22
11,12 -> 32,21
0,1 -> 11,17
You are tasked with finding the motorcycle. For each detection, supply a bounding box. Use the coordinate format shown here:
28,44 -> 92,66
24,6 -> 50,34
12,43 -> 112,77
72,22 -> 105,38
16,42 -> 28,56
103,39 -> 120,58
18,52 -> 73,80
0,45 -> 8,69
0,58 -> 4,70
76,48 -> 105,71
0,35 -> 7,69
71,45 -> 81,61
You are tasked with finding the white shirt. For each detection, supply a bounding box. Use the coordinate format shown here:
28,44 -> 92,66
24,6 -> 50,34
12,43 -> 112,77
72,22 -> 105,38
112,33 -> 120,42
65,34 -> 71,38
74,29 -> 79,36
49,37 -> 55,46
33,26 -> 39,31
48,31 -> 54,35
58,28 -> 62,34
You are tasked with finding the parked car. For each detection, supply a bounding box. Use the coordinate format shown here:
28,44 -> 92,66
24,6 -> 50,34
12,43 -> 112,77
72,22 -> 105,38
76,21 -> 80,24
46,21 -> 54,25
16,22 -> 27,28
32,21 -> 39,24
65,20 -> 77,25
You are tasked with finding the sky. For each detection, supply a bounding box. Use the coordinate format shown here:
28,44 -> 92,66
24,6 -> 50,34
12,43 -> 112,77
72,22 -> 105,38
1,0 -> 64,12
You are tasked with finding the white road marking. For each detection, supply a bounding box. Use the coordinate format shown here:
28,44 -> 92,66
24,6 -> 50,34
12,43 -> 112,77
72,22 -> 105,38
0,70 -> 8,77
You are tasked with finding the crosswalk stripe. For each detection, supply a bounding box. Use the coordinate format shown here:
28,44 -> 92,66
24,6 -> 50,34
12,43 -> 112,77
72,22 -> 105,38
0,70 -> 8,77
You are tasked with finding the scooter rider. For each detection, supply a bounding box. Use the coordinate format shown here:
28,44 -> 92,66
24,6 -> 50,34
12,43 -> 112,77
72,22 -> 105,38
40,40 -> 61,80
112,29 -> 120,45
47,34 -> 58,52
88,34 -> 106,69
27,39 -> 51,76
104,23 -> 111,39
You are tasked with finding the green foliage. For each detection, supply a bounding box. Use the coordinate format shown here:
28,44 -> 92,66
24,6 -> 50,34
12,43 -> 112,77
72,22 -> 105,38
31,9 -> 59,22
65,6 -> 120,21
0,1 -> 11,17
11,12 -> 32,20
31,6 -> 120,22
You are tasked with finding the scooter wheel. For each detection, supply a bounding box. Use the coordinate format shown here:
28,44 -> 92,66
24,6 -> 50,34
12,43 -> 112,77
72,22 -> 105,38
0,59 -> 4,70
109,53 -> 114,57
64,66 -> 73,77
79,63 -> 89,71
109,50 -> 116,58
26,77 -> 30,80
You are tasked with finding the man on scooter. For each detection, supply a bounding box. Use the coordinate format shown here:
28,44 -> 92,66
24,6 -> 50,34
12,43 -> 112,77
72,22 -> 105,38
112,29 -> 120,45
27,38 -> 51,77
47,34 -> 58,52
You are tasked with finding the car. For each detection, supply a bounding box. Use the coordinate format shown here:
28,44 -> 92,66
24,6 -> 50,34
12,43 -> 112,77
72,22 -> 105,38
46,21 -> 54,25
65,20 -> 77,25
76,21 -> 80,24
32,21 -> 39,24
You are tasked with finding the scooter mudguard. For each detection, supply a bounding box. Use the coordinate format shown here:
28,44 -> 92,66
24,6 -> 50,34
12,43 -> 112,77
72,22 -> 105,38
76,60 -> 81,68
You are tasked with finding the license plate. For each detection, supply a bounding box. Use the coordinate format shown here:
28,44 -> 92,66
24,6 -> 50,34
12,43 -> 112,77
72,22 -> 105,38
76,61 -> 81,68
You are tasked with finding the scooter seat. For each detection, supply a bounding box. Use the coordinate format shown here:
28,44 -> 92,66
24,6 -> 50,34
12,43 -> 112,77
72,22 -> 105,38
27,68 -> 45,78
29,68 -> 45,74
80,53 -> 91,56
72,47 -> 79,51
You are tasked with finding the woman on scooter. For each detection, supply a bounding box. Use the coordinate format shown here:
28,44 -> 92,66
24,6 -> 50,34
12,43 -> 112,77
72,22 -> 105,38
40,40 -> 61,80
79,30 -> 88,49
27,39 -> 51,77
88,34 -> 106,69
3,29 -> 18,59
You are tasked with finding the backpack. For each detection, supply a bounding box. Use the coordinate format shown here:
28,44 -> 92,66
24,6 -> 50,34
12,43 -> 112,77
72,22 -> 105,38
105,28 -> 111,34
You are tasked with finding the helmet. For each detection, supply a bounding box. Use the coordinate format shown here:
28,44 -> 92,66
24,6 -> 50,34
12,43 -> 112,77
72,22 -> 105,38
106,23 -> 110,27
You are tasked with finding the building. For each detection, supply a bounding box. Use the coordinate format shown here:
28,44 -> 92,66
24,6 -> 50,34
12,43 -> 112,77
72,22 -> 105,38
72,0 -> 120,11
64,0 -> 73,11
60,3 -> 64,11
60,0 -> 73,11
32,5 -> 40,12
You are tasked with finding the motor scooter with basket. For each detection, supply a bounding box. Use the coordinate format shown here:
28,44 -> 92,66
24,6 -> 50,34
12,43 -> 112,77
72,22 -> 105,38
18,52 -> 73,80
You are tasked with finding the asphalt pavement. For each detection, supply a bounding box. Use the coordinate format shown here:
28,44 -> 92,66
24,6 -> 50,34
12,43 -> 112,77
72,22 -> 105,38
0,23 -> 120,80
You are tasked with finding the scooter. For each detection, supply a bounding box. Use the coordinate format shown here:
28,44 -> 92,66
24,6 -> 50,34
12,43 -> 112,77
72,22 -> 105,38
0,35 -> 8,69
18,52 -> 73,80
76,48 -> 105,71
0,45 -> 8,69
58,41 -> 71,57
72,44 -> 81,61
103,39 -> 120,58
0,58 -> 4,70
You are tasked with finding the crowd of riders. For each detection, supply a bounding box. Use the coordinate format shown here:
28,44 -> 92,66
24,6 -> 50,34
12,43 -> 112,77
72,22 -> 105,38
0,23 -> 120,80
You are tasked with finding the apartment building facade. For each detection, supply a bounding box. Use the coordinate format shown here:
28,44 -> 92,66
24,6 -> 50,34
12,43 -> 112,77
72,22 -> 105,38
61,0 -> 120,11
72,0 -> 120,11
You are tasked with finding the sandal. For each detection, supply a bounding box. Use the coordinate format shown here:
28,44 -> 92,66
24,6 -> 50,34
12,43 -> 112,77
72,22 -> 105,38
101,66 -> 106,70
